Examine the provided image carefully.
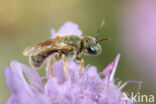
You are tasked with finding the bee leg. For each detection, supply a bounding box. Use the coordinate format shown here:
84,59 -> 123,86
48,53 -> 60,79
61,54 -> 68,80
74,58 -> 84,78
79,59 -> 84,78
75,51 -> 84,78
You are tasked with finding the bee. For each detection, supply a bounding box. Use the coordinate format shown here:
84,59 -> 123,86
23,20 -> 110,80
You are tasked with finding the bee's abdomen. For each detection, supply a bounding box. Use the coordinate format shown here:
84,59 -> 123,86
29,55 -> 45,68
29,50 -> 57,68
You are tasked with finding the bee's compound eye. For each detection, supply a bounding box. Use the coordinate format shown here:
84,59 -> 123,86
87,46 -> 96,55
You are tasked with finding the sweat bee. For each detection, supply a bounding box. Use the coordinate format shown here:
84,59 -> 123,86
23,20 -> 110,80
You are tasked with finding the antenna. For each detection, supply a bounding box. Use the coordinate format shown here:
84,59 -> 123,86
96,38 -> 111,44
95,19 -> 105,40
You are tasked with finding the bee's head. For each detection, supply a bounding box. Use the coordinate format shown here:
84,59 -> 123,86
82,20 -> 110,55
82,36 -> 102,55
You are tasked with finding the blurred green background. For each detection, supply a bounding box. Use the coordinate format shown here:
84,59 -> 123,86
0,0 -> 155,104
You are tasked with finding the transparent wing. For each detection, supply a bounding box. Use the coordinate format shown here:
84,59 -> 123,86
23,37 -> 67,56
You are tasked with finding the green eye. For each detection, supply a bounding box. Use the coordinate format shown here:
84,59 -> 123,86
87,46 -> 96,55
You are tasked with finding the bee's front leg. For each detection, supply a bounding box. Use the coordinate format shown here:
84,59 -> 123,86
48,53 -> 60,79
61,54 -> 68,80
74,57 -> 84,78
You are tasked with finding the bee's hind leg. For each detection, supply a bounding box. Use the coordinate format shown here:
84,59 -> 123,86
48,53 -> 60,79
62,54 -> 68,80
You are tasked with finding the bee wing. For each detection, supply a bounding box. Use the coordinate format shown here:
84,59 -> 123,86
23,37 -> 67,56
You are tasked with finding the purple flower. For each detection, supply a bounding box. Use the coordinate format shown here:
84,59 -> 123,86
5,22 -> 141,104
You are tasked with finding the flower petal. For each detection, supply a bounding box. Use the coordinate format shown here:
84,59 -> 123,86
51,21 -> 82,38
21,64 -> 44,92
10,60 -> 33,95
87,66 -> 99,77
5,67 -> 29,104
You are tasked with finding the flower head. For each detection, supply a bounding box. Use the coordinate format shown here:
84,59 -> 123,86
5,22 -> 141,104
